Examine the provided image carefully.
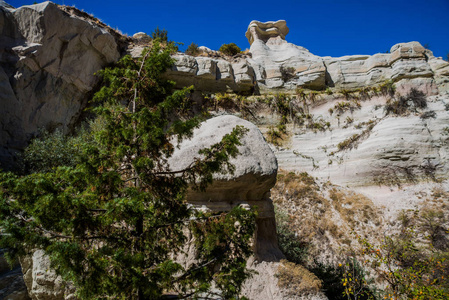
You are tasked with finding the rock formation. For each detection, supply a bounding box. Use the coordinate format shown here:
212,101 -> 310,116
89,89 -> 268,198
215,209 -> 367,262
274,93 -> 449,188
0,1 -> 122,169
246,21 -> 449,93
169,115 -> 282,261
246,20 -> 289,46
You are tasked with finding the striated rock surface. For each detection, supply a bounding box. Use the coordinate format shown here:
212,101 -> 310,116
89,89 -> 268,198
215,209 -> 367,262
0,1 -> 121,168
246,20 -> 448,93
274,93 -> 449,189
162,53 -> 256,94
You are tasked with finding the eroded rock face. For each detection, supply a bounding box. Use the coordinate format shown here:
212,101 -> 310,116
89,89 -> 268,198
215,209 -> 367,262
0,2 -> 120,168
275,93 -> 449,188
163,53 -> 256,94
245,20 -> 289,46
245,20 -> 448,94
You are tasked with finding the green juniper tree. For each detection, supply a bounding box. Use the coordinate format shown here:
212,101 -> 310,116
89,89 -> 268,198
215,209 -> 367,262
0,41 -> 256,299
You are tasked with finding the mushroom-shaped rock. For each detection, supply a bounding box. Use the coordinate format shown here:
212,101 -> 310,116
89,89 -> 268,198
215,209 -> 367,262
169,115 -> 282,260
245,20 -> 289,46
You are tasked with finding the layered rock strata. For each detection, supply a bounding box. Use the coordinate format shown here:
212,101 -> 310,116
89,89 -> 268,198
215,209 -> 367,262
273,93 -> 449,188
245,21 -> 449,93
149,20 -> 449,97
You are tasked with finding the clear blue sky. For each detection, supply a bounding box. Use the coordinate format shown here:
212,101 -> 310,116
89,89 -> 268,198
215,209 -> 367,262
9,0 -> 449,59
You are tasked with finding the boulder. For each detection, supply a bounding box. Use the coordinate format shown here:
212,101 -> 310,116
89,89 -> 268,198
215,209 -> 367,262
21,250 -> 75,300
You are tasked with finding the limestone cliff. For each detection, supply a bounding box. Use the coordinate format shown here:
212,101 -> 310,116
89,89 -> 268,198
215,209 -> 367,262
0,1 -> 123,169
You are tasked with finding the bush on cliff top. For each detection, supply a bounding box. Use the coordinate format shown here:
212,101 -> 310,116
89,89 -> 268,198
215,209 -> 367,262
219,43 -> 241,56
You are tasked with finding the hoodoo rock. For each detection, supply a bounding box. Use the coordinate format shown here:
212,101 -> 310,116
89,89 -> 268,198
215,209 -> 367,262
169,115 -> 282,261
245,20 -> 289,46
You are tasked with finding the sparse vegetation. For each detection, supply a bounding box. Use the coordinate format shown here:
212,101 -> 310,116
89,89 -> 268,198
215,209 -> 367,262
185,42 -> 200,56
337,134 -> 362,151
337,119 -> 377,151
280,66 -> 296,82
385,88 -> 427,115
379,79 -> 396,96
277,260 -> 322,296
151,26 -> 168,42
332,100 -> 361,116
219,43 -> 241,56
273,171 -> 381,299
420,110 -> 436,119
355,208 -> 449,299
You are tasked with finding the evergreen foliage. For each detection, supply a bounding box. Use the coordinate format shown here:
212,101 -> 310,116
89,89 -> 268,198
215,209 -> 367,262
0,41 -> 256,299
21,128 -> 87,173
151,26 -> 168,42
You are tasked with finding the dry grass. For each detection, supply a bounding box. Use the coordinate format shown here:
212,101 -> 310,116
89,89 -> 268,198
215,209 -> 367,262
329,189 -> 380,228
272,171 -> 382,263
277,260 -> 322,295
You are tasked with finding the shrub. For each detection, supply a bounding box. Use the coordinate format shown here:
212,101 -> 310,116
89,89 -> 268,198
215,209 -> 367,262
151,26 -> 168,42
21,128 -> 89,173
267,126 -> 283,146
337,134 -> 361,151
280,66 -> 296,82
219,43 -> 241,56
420,110 -> 436,119
379,79 -> 396,96
357,229 -> 449,299
185,42 -> 199,56
275,207 -> 309,265
385,88 -> 427,116
340,257 -> 377,300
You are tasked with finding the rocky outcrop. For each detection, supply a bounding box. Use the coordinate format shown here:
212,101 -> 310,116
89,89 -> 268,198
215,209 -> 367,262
0,1 -> 121,169
246,20 -> 448,94
162,53 -> 256,94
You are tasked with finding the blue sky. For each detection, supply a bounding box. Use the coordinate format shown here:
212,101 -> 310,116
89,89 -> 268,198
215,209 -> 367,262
9,0 -> 449,59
